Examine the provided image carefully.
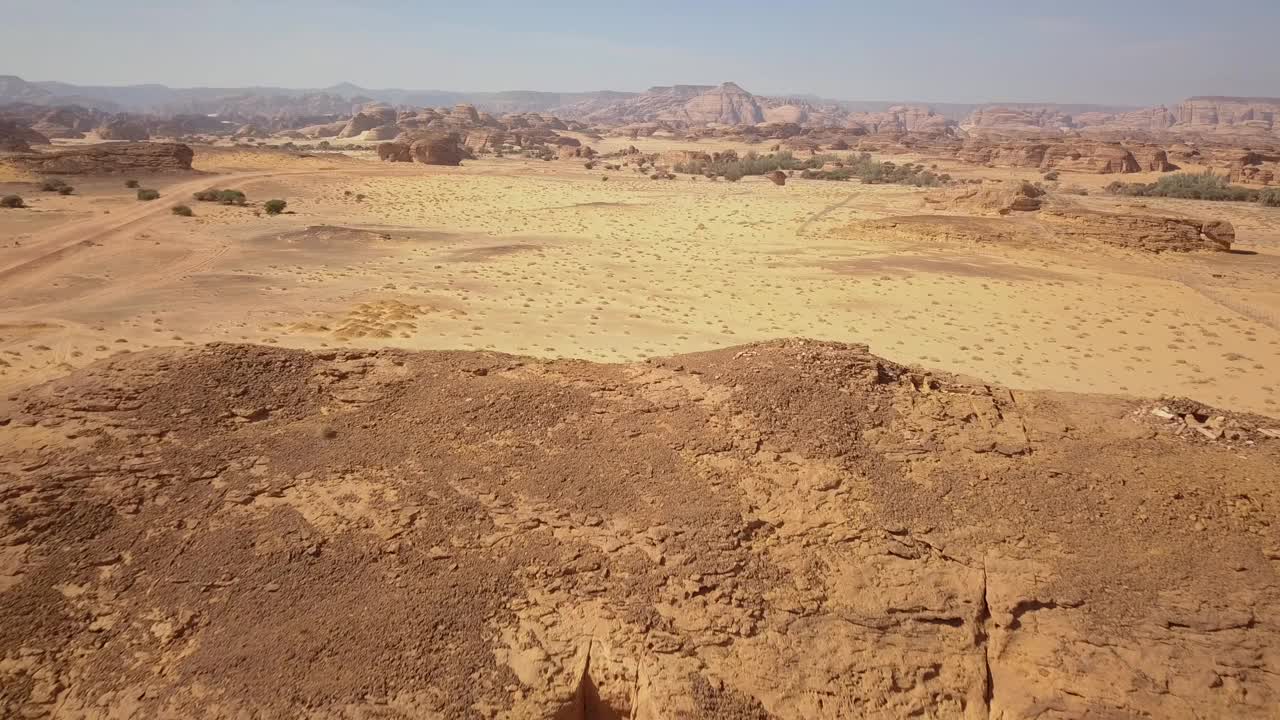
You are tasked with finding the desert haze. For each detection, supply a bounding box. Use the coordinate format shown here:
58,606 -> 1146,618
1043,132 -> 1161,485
2,7 -> 1280,718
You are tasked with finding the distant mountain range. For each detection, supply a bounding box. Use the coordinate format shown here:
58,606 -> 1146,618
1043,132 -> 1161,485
0,74 -> 1140,120
2,75 -> 1278,138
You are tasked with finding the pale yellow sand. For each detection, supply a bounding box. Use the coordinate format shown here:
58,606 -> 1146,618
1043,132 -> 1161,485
2,148 -> 1278,414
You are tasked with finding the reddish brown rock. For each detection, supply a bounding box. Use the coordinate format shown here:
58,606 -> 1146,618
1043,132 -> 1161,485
377,142 -> 412,162
409,133 -> 464,166
766,170 -> 787,186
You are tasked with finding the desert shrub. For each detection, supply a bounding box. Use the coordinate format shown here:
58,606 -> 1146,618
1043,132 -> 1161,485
1107,171 -> 1259,202
194,188 -> 246,205
171,204 -> 193,217
39,178 -> 69,192
125,179 -> 140,189
136,188 -> 160,201
723,166 -> 744,182
217,189 -> 246,205
1258,188 -> 1280,208
1043,170 -> 1060,181
1,195 -> 24,208
58,185 -> 74,195
263,199 -> 287,215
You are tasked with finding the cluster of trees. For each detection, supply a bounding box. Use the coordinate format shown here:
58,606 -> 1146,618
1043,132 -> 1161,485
673,150 -> 947,186
1106,171 -> 1280,207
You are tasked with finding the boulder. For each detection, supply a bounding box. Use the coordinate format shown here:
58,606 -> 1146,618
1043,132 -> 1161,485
0,142 -> 194,175
766,170 -> 787,186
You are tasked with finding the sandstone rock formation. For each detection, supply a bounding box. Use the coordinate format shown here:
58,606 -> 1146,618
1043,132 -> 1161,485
1127,145 -> 1177,172
95,116 -> 150,141
955,139 -> 1140,174
297,120 -> 347,139
409,132 -> 464,165
0,120 -> 49,152
338,105 -> 398,139
963,105 -> 1072,132
1176,97 -> 1280,135
28,107 -> 95,139
1042,204 -> 1236,251
929,181 -> 1045,215
376,141 -> 412,162
672,82 -> 764,126
1,340 -> 1276,719
766,169 -> 787,186
0,142 -> 194,175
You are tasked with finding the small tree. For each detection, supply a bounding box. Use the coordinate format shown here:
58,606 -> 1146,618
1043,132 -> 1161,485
263,199 -> 287,215
125,179 -> 140,189
1,195 -> 24,208
171,204 -> 193,217
137,189 -> 160,201
39,178 -> 69,192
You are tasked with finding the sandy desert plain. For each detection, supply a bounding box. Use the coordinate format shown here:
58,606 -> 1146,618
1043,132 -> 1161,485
3,106 -> 1280,720
3,137 -> 1279,411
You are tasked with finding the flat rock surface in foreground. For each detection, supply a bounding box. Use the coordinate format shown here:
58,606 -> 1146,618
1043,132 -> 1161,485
1,340 -> 1277,719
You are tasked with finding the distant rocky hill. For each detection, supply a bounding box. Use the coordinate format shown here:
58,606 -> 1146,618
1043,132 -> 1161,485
961,98 -> 1280,137
3,75 -> 1277,137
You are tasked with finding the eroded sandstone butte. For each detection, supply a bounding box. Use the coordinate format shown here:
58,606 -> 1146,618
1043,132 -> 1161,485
1,340 -> 1276,719
0,142 -> 194,175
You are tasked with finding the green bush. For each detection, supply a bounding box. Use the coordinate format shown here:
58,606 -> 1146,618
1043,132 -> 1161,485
217,189 -> 246,205
263,199 -> 287,215
1107,171 -> 1259,202
193,188 -> 246,205
39,178 -> 69,192
1258,188 -> 1280,208
1,195 -> 24,209
137,188 -> 160,201
674,150 -> 944,187
171,204 -> 193,217
125,179 -> 140,189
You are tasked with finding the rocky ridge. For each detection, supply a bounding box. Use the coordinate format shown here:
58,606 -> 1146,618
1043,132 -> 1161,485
0,142 -> 194,175
1,340 -> 1276,719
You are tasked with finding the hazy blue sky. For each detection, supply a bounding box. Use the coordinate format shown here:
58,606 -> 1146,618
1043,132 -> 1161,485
2,0 -> 1277,104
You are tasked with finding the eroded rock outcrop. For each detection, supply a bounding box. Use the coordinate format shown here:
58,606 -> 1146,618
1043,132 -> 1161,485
95,115 -> 150,141
0,119 -> 49,152
409,132 -> 464,166
0,142 -> 194,174
1042,203 -> 1235,251
0,340 -> 1276,719
338,105 -> 398,139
